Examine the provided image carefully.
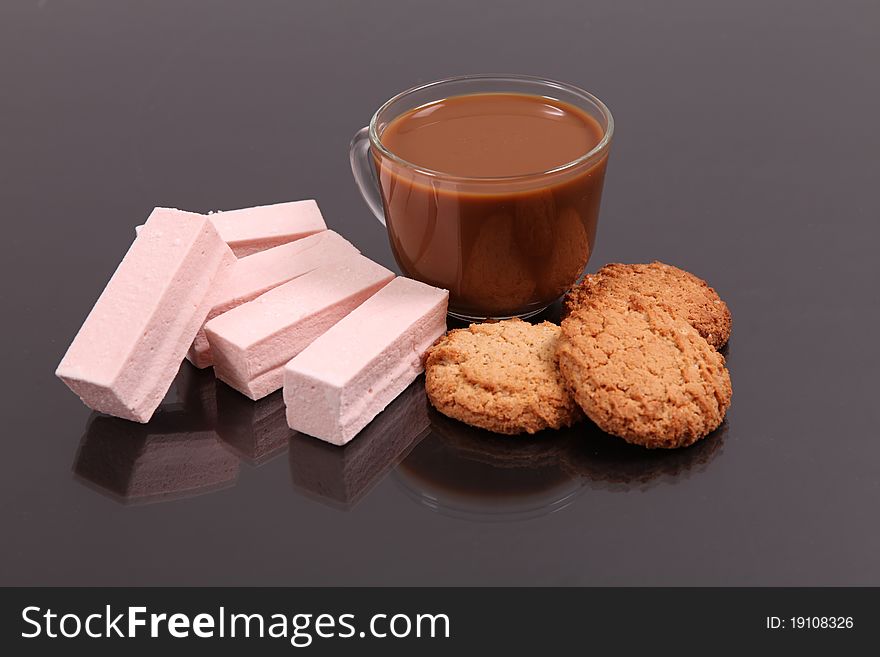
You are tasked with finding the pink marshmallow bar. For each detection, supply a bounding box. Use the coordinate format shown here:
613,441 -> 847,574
209,199 -> 326,257
205,254 -> 394,401
283,277 -> 448,446
56,208 -> 235,423
186,230 -> 359,368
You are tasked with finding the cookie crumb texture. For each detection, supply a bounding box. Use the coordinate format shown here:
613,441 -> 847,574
558,300 -> 731,448
565,262 -> 732,348
425,319 -> 583,435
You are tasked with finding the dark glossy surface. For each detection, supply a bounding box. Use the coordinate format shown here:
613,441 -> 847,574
1,0 -> 878,585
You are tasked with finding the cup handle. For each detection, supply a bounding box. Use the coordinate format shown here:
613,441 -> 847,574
349,126 -> 386,227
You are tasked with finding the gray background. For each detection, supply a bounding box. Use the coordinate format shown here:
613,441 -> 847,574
1,0 -> 878,585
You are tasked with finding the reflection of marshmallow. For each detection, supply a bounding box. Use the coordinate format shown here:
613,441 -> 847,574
174,362 -> 219,426
289,380 -> 430,510
73,405 -> 239,505
215,386 -> 291,465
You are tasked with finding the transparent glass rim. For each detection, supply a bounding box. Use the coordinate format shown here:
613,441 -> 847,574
368,73 -> 614,183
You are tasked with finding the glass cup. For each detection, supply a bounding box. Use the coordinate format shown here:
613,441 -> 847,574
350,74 -> 613,320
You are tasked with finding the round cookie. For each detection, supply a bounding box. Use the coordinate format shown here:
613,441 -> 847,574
425,319 -> 583,435
558,297 -> 731,449
564,262 -> 732,349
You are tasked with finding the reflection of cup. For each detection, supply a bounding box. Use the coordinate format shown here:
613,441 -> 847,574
73,405 -> 239,505
215,385 -> 291,465
289,379 -> 431,510
394,409 -> 583,522
350,74 -> 613,320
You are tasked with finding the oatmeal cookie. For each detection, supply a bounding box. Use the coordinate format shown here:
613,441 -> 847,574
564,262 -> 731,348
558,297 -> 731,448
425,319 -> 582,434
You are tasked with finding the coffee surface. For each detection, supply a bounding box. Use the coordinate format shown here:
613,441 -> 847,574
380,93 -> 603,178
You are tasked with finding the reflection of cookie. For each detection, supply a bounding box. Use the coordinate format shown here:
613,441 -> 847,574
537,208 -> 591,301
558,298 -> 731,448
513,192 -> 556,260
460,214 -> 536,315
559,421 -> 726,489
425,319 -> 582,435
564,262 -> 731,348
428,407 -> 571,469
